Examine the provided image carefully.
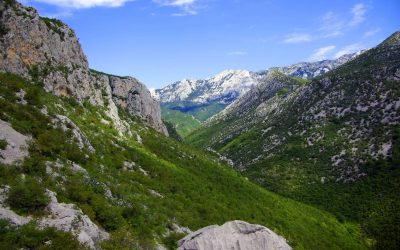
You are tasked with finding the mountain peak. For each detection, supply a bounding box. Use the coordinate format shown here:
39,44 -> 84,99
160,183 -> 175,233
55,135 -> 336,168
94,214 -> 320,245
212,69 -> 251,81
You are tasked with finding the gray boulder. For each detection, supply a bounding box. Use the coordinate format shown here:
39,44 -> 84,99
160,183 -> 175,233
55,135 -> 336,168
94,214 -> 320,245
178,220 -> 292,250
0,119 -> 30,165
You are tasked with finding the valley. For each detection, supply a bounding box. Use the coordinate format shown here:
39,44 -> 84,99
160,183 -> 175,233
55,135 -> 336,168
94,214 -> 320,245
0,0 -> 399,249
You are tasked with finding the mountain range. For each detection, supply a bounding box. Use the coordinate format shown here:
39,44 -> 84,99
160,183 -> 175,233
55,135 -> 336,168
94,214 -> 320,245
156,51 -> 365,136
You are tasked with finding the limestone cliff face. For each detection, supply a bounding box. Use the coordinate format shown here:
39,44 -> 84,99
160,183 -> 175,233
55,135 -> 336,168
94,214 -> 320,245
109,76 -> 168,135
0,0 -> 168,135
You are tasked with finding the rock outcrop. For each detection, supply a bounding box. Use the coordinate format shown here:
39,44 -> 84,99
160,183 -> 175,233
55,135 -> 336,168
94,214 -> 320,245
39,190 -> 109,249
52,115 -> 95,152
0,119 -> 30,164
177,220 -> 292,250
0,0 -> 168,135
0,186 -> 109,249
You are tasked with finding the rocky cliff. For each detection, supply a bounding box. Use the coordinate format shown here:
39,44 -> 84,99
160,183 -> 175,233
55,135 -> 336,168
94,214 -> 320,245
0,0 -> 168,135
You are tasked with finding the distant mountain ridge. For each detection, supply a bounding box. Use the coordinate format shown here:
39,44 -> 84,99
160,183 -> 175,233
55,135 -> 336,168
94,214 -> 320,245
155,52 -> 364,105
156,52 -> 365,136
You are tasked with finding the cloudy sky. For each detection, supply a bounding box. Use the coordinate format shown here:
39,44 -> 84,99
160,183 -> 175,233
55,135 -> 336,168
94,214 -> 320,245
21,0 -> 400,88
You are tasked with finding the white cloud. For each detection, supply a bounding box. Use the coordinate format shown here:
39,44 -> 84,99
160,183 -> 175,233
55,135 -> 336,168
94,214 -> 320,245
163,0 -> 195,6
283,33 -> 312,44
171,6 -> 197,16
228,51 -> 247,56
334,43 -> 365,58
319,11 -> 345,37
349,3 -> 366,26
309,45 -> 336,61
363,28 -> 380,38
31,0 -> 134,8
318,3 -> 368,38
153,0 -> 198,16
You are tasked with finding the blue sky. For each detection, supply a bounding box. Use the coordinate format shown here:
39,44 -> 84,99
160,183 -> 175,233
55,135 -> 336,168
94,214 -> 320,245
21,0 -> 400,89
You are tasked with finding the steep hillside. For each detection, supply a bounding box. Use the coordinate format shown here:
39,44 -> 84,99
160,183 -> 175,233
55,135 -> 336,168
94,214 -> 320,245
157,54 -> 361,137
0,72 -> 366,249
186,32 -> 400,249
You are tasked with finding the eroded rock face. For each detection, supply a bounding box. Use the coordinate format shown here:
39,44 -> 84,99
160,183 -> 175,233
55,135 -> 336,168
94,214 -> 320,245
178,220 -> 292,250
0,119 -> 30,164
0,1 -> 87,78
110,76 -> 168,135
39,190 -> 109,249
0,1 -> 167,135
0,187 -> 109,249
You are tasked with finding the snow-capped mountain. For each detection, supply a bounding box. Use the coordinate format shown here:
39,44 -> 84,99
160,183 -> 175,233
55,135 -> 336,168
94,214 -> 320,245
155,69 -> 262,104
270,50 -> 367,79
156,52 -> 364,105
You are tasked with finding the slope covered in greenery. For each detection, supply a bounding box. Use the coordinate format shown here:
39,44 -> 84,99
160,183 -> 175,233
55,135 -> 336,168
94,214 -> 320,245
161,102 -> 227,137
0,72 -> 368,249
186,32 -> 400,249
161,104 -> 201,137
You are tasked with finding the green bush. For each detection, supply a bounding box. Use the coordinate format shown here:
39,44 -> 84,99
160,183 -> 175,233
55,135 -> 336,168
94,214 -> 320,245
94,205 -> 125,231
0,220 -> 87,250
0,139 -> 7,150
7,178 -> 49,214
162,232 -> 185,250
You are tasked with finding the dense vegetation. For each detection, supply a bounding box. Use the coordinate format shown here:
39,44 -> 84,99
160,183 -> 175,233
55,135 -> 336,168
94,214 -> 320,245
161,102 -> 227,137
0,72 -> 367,249
163,120 -> 183,142
0,220 -> 86,250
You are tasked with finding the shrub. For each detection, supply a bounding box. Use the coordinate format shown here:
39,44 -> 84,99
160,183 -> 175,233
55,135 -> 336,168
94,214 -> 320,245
7,178 -> 49,214
0,220 -> 87,249
0,139 -> 7,150
162,232 -> 185,250
95,205 -> 125,231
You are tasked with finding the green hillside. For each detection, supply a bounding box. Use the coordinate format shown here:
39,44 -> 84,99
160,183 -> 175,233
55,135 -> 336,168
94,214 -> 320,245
186,32 -> 400,249
161,102 -> 227,137
161,105 -> 201,137
0,72 -> 367,249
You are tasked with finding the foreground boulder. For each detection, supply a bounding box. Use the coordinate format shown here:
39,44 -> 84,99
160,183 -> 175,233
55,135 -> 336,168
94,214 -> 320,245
178,220 -> 291,250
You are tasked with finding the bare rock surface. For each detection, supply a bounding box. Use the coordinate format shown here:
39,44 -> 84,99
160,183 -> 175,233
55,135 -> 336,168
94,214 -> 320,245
0,119 -> 29,164
0,186 -> 108,249
39,190 -> 109,249
178,220 -> 292,250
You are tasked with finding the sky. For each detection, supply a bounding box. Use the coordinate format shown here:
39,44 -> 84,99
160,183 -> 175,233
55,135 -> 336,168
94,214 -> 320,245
20,0 -> 400,89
